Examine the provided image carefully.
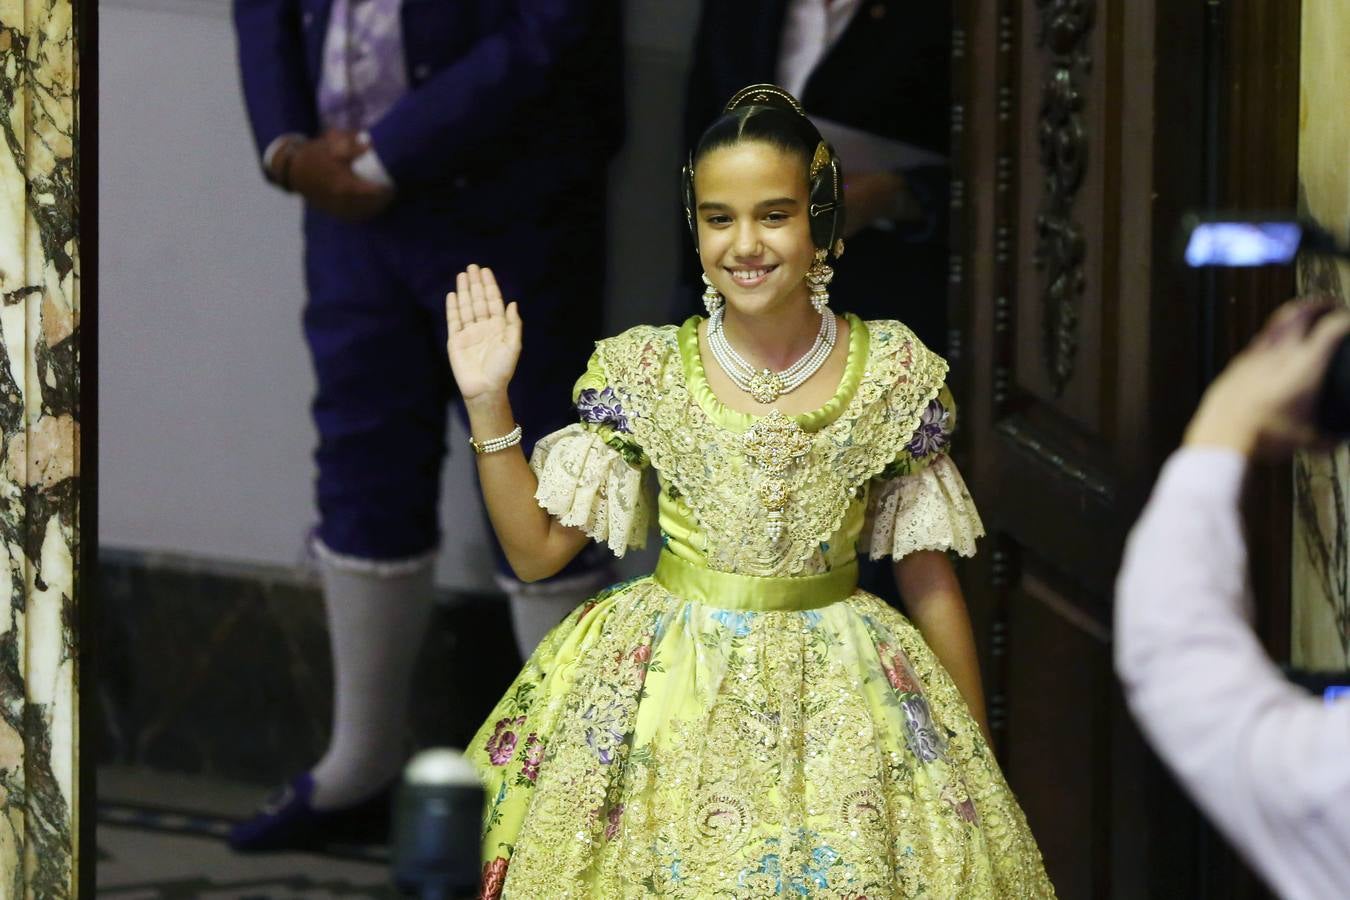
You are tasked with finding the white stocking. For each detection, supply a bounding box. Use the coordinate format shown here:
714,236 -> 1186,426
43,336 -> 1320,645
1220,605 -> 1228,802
309,552 -> 435,810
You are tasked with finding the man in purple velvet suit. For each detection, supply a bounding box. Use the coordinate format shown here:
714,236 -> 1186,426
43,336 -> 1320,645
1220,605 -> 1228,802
228,0 -> 623,851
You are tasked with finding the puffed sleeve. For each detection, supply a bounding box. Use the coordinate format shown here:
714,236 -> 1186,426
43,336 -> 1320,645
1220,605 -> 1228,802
860,385 -> 986,560
529,351 -> 652,556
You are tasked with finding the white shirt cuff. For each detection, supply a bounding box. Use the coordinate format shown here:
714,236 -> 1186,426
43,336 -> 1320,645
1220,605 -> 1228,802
262,133 -> 305,171
352,134 -> 395,189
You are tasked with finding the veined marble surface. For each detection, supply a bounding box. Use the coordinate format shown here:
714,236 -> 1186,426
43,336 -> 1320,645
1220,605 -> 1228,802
1292,1 -> 1350,669
0,0 -> 79,894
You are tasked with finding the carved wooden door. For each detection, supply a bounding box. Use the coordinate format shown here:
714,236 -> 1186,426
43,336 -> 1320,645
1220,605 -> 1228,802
949,1 -> 1299,896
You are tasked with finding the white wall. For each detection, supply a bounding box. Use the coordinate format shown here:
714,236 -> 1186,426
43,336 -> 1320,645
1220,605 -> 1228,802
98,0 -> 699,588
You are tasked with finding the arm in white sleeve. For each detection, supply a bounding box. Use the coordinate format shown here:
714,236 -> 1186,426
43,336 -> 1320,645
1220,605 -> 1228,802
1115,447 -> 1350,900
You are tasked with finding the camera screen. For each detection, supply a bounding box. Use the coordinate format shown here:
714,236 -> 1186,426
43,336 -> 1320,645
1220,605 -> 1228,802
1325,685 -> 1350,705
1184,221 -> 1304,267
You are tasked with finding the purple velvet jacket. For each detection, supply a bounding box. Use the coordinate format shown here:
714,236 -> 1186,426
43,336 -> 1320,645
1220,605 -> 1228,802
232,0 -> 623,205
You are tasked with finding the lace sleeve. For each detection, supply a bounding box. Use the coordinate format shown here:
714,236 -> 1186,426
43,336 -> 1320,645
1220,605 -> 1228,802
530,424 -> 650,557
861,454 -> 985,560
527,350 -> 651,556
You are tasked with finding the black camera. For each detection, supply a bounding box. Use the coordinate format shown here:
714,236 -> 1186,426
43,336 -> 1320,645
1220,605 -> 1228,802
1181,214 -> 1350,436
391,748 -> 484,899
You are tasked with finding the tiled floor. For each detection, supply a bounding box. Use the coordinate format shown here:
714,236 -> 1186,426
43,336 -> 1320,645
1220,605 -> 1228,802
98,766 -> 402,899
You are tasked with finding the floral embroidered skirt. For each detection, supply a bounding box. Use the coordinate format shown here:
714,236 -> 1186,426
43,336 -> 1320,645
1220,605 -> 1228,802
469,574 -> 1055,899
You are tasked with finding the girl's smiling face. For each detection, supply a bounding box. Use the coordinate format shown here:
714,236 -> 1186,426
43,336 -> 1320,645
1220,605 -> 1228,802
694,140 -> 816,317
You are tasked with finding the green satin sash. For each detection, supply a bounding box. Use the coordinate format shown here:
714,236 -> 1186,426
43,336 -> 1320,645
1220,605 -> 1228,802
653,550 -> 858,612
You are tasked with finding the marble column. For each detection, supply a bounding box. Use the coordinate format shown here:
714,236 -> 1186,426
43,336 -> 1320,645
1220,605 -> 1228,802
0,0 -> 79,895
1292,1 -> 1350,669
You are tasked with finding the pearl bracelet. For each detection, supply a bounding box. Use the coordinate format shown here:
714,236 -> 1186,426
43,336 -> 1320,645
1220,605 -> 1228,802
469,424 -> 523,455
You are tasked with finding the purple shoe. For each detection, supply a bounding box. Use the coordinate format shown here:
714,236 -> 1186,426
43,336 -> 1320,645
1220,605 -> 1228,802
228,772 -> 394,853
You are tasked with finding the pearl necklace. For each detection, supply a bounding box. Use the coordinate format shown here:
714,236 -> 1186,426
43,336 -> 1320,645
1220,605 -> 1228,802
707,307 -> 837,404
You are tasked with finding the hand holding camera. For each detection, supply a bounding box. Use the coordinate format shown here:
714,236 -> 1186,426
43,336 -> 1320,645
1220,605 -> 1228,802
1182,214 -> 1350,454
1185,298 -> 1350,459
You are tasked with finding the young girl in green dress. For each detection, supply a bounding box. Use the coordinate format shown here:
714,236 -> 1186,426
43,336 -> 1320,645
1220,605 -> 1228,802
447,85 -> 1054,899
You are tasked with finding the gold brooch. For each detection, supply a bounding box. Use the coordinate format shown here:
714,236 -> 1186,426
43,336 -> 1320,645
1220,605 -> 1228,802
747,369 -> 786,404
742,411 -> 812,548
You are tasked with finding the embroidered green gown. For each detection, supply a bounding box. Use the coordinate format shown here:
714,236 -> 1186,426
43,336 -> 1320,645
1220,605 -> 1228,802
469,316 -> 1055,899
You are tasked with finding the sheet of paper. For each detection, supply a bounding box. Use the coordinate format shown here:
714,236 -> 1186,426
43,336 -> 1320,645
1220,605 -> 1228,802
811,117 -> 948,173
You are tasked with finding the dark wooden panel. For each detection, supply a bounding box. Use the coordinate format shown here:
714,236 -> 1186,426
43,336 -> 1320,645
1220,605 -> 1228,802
950,0 -> 1296,897
1214,0 -> 1303,662
1013,0 -> 1109,430
988,411 -> 1122,598
1003,550 -> 1110,899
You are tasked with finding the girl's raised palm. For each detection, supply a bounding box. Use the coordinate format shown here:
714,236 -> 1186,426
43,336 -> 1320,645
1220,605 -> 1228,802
445,265 -> 522,401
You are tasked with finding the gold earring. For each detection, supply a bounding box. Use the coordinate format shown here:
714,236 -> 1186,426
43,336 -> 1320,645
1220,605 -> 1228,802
807,249 -> 834,314
701,273 -> 724,315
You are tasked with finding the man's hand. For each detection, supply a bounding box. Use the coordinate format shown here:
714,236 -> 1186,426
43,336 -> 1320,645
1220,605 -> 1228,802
842,171 -> 920,239
1185,297 -> 1350,459
276,130 -> 393,221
